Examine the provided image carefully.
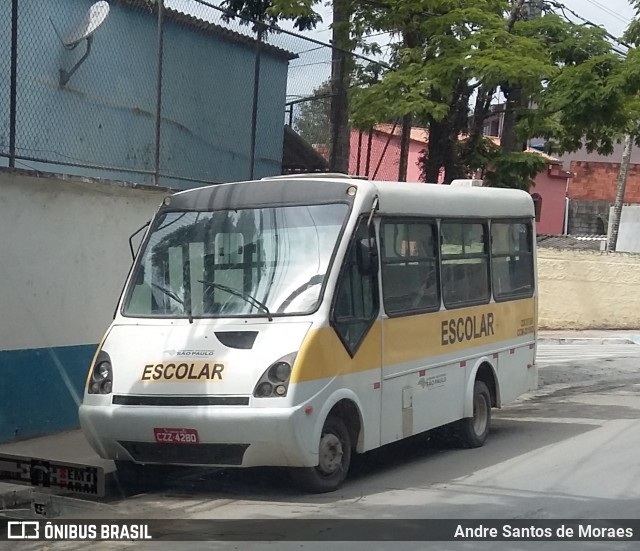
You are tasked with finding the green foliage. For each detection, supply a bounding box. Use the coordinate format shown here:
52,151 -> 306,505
348,0 -> 640,188
219,0 -> 640,189
483,151 -> 548,191
293,81 -> 332,146
458,135 -> 501,175
220,0 -> 321,30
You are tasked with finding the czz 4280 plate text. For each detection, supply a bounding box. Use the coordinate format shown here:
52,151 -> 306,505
153,428 -> 199,444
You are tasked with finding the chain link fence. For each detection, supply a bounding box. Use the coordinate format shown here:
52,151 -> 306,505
0,0 -> 398,188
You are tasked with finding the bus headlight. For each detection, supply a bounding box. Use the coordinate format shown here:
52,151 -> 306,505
269,361 -> 291,383
253,352 -> 296,398
88,351 -> 113,395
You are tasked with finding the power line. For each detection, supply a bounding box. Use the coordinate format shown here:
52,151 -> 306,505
289,61 -> 332,69
583,0 -> 631,26
547,1 -> 631,51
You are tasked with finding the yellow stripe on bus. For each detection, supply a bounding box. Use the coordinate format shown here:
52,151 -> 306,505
291,323 -> 382,383
383,298 -> 536,366
291,298 -> 536,384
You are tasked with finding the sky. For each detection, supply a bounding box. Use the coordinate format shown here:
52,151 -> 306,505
309,1 -> 639,43
557,0 -> 636,38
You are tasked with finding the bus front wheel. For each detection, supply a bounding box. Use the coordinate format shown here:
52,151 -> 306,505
290,416 -> 351,493
456,380 -> 491,448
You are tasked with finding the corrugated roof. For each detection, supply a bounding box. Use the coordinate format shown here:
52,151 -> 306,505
374,123 -> 428,143
282,126 -> 329,173
117,0 -> 297,61
484,136 -> 559,162
373,124 -> 559,162
537,234 -> 606,251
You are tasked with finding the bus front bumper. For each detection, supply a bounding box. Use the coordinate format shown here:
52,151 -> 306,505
78,403 -> 317,468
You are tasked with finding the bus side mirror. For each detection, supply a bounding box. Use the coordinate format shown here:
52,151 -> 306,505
356,238 -> 379,276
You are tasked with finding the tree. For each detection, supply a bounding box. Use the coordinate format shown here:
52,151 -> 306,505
293,81 -> 332,146
350,0 -> 640,189
329,0 -> 353,173
220,0 -> 322,29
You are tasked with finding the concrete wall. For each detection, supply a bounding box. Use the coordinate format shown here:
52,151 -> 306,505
538,248 -> 640,329
567,199 -> 609,235
0,169 -> 169,442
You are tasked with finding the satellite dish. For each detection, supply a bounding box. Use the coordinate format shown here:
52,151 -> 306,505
63,1 -> 110,48
51,1 -> 111,87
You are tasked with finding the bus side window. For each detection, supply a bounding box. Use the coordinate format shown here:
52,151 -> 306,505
380,219 -> 439,315
491,221 -> 534,300
440,221 -> 490,308
331,219 -> 379,356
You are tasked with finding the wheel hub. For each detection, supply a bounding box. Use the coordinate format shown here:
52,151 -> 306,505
318,433 -> 343,474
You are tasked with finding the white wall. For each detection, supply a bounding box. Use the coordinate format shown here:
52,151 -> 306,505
608,205 -> 640,254
0,171 -> 170,351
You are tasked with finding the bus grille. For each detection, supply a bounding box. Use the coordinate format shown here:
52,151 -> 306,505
112,395 -> 249,406
119,442 -> 249,465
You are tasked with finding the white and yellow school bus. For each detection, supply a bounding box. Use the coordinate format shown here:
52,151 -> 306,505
79,175 -> 537,492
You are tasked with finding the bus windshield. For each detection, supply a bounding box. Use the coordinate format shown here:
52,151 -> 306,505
123,202 -> 349,319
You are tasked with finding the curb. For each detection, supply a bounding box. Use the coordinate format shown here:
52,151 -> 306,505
538,337 -> 638,345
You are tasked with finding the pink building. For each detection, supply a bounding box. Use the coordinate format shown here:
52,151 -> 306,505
349,125 -> 428,182
347,124 -> 570,234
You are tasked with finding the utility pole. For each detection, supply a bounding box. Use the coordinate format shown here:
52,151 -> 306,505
153,0 -> 165,186
607,134 -> 633,252
329,0 -> 351,174
522,0 -> 543,20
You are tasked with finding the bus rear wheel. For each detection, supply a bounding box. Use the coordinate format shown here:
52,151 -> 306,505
456,380 -> 491,448
290,416 -> 351,493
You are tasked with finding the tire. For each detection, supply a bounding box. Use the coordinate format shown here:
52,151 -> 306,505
290,416 -> 352,493
455,380 -> 492,448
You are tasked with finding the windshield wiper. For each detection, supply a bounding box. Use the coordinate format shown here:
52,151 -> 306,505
198,280 -> 273,321
276,273 -> 324,313
151,282 -> 193,324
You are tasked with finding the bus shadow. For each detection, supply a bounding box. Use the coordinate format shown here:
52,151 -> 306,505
105,414 -> 601,503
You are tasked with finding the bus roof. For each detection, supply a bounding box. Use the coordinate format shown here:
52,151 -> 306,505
367,180 -> 534,218
169,176 -> 534,219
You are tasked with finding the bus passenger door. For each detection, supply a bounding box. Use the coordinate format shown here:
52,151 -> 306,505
378,218 -> 450,446
330,217 -> 383,453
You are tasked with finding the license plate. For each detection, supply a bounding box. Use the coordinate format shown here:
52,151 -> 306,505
153,428 -> 199,444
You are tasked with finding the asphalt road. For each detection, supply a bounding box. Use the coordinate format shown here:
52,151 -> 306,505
5,341 -> 640,550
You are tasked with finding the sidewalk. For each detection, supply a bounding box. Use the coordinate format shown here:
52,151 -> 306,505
538,329 -> 640,345
2,330 -> 639,507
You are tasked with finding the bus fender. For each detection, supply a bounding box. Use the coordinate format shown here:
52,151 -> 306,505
311,389 -> 366,454
462,357 -> 500,418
